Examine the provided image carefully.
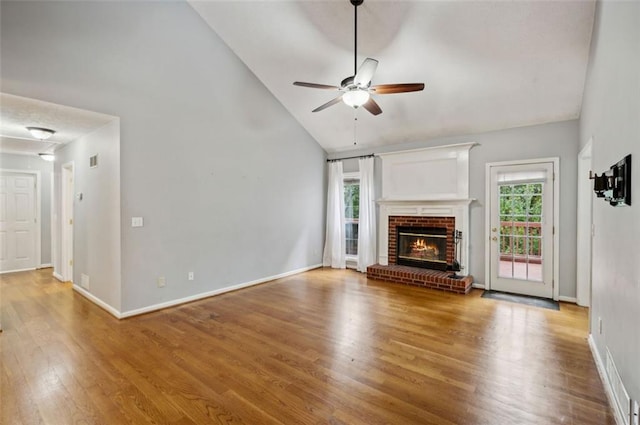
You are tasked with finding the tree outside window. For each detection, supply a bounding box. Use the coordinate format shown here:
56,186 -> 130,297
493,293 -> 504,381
499,183 -> 543,257
344,178 -> 360,256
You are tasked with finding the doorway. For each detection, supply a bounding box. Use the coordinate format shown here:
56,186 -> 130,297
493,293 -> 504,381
0,171 -> 41,272
576,140 -> 593,307
486,159 -> 559,299
61,162 -> 74,282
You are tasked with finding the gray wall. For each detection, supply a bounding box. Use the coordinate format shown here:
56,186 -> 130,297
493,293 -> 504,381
332,120 -> 579,299
0,153 -> 53,266
55,120 -> 122,311
1,1 -> 326,313
579,0 -> 639,402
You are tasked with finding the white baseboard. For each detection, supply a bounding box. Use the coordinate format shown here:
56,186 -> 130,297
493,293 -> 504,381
472,283 -> 485,289
37,263 -> 53,269
588,335 -> 627,425
118,263 -> 323,319
53,271 -> 65,282
0,267 -> 36,274
72,285 -> 122,319
558,295 -> 578,303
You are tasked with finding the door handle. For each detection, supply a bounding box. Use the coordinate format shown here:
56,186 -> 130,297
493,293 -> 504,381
492,227 -> 497,232
491,236 -> 497,241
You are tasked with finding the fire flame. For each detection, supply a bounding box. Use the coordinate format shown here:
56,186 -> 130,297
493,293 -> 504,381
410,239 -> 440,258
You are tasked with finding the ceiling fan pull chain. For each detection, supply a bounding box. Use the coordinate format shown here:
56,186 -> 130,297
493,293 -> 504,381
353,111 -> 358,145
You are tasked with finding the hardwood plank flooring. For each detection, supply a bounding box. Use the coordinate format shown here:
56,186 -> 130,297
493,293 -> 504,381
1,268 -> 615,424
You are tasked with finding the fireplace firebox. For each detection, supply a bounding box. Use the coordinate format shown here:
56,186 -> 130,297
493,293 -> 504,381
396,226 -> 448,271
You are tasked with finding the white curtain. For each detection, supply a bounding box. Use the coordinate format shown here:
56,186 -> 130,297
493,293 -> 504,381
323,161 -> 346,268
357,157 -> 377,272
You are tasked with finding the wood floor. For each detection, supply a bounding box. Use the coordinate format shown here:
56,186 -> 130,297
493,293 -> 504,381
1,268 -> 615,425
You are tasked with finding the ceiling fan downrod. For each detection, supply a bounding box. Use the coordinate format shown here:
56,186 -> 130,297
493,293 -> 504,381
352,0 -> 364,76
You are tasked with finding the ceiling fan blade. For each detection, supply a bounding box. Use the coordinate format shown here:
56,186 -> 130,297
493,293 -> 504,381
312,95 -> 344,112
354,58 -> 379,87
371,83 -> 425,94
293,82 -> 340,90
362,97 -> 382,116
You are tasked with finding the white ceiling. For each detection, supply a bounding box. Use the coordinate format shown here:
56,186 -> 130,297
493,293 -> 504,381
190,0 -> 596,153
0,93 -> 115,156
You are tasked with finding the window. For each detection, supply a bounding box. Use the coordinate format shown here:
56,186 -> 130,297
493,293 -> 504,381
344,174 -> 360,257
498,182 -> 543,281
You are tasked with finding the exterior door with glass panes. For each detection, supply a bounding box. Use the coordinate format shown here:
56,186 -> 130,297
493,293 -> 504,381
489,162 -> 554,298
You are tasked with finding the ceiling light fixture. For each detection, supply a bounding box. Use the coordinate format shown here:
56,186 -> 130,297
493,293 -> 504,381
38,153 -> 55,162
26,126 -> 56,140
342,89 -> 370,108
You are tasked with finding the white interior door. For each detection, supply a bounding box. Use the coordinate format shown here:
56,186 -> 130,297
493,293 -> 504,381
61,164 -> 74,282
489,162 -> 554,298
0,172 -> 37,272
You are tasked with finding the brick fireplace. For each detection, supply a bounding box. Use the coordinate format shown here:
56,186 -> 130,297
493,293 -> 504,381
368,214 -> 473,294
388,216 -> 455,267
367,199 -> 474,294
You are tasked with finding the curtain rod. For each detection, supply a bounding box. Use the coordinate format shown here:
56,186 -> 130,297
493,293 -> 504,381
326,153 -> 375,163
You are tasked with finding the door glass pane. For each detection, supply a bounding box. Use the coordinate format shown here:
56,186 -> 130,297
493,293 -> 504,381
498,182 -> 544,281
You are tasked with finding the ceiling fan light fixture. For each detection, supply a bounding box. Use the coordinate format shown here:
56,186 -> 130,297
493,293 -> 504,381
343,89 -> 370,108
38,153 -> 55,162
26,126 -> 56,140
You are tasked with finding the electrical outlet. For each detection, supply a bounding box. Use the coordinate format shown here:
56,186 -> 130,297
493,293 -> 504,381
188,272 -> 194,281
157,276 -> 166,288
598,317 -> 603,335
632,399 -> 639,425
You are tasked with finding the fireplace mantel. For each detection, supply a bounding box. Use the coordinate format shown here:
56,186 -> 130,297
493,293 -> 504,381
377,199 -> 475,207
374,143 -> 477,277
376,199 -> 475,275
375,143 -> 477,276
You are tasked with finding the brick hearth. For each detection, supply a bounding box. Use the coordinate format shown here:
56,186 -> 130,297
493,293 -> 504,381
367,264 -> 473,294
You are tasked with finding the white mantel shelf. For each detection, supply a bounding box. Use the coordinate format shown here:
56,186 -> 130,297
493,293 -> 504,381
377,198 -> 476,206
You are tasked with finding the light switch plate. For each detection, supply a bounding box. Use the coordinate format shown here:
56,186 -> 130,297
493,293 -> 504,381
131,217 -> 144,227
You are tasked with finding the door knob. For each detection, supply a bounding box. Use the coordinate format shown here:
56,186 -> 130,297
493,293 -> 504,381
492,227 -> 497,232
491,236 -> 497,241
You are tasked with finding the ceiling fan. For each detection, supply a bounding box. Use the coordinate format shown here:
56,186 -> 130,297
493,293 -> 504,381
293,0 -> 425,116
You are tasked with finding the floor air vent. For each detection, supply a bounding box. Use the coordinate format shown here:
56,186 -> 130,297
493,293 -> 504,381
606,347 -> 631,423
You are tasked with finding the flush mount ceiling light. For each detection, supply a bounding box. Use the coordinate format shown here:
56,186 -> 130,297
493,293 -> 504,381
26,126 -> 56,140
38,153 -> 55,162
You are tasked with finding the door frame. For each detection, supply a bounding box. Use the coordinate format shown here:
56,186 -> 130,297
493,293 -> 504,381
485,157 -> 560,300
0,168 -> 42,272
60,162 -> 74,282
576,139 -> 593,307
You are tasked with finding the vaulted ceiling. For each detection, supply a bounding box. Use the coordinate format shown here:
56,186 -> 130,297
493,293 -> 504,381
190,0 -> 595,153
